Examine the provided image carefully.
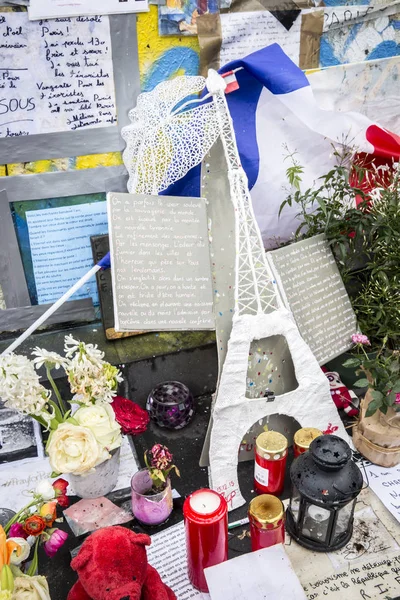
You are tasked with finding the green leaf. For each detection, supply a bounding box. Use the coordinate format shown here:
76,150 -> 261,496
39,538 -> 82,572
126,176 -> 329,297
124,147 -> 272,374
48,399 -> 63,423
386,390 -> 397,406
342,358 -> 361,368
380,404 -> 388,415
354,378 -> 369,388
66,417 -> 79,426
392,379 -> 400,393
370,390 -> 384,402
50,471 -> 61,478
27,539 -> 39,577
365,400 -> 381,417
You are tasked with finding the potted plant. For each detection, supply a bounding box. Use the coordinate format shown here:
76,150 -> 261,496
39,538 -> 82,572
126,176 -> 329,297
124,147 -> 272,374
345,334 -> 400,467
131,444 -> 180,526
0,336 -> 149,498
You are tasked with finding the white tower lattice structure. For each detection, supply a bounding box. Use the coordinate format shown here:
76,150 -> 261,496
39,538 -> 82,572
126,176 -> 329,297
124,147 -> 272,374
122,70 -> 350,511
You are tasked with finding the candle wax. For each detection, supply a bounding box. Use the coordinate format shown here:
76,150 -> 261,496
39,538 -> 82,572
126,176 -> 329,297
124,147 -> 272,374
189,491 -> 221,515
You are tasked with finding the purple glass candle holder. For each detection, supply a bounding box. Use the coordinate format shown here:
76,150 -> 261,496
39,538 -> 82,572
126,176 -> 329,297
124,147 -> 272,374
146,381 -> 195,429
131,469 -> 173,526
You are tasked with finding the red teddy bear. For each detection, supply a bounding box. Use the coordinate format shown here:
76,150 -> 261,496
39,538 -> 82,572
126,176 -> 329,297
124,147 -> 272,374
67,526 -> 176,600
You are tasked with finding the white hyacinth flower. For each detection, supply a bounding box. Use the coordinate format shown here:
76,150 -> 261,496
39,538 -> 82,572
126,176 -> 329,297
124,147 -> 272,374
31,347 -> 69,370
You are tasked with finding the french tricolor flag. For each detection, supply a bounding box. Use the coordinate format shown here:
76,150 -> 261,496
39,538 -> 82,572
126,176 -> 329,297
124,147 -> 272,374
168,44 -> 400,247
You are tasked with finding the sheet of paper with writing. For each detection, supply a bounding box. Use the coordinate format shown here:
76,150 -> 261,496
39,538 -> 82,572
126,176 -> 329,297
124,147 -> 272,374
220,10 -> 303,67
108,193 -> 215,332
28,0 -> 148,20
0,436 -> 137,512
205,544 -> 306,600
266,234 -> 357,365
366,462 -> 400,525
26,200 -> 108,305
148,521 -> 209,600
0,13 -> 116,138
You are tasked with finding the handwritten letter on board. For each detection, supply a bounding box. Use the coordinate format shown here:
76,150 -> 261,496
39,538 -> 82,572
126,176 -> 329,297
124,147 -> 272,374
108,193 -> 214,331
0,13 -> 116,137
267,234 -> 357,365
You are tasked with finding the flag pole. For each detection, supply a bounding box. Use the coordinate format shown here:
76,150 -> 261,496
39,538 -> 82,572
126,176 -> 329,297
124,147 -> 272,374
1,253 -> 111,356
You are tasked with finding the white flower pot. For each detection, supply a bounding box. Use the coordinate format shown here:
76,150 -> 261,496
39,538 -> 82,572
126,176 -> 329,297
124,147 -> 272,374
69,447 -> 120,499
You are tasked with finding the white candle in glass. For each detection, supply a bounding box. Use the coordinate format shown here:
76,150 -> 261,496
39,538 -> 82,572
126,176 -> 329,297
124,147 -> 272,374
190,490 -> 221,515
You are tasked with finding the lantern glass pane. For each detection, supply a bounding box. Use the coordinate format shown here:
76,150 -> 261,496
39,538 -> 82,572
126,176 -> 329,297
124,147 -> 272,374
301,502 -> 331,543
290,485 -> 301,523
334,501 -> 354,541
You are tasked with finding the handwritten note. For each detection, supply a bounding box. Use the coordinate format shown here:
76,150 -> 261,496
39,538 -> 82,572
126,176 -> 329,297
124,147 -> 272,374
366,463 -> 400,525
267,234 -> 357,365
303,551 -> 400,600
26,200 -> 108,304
220,11 -> 303,67
29,0 -> 148,20
0,12 -> 116,138
108,193 -> 214,331
148,521 -> 208,600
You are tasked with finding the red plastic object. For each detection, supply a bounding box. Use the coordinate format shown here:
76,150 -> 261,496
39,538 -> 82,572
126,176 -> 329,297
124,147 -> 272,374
183,489 -> 228,592
254,451 -> 287,496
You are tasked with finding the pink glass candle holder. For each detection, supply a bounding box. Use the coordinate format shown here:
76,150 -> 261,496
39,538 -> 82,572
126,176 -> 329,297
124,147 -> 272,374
131,468 -> 173,526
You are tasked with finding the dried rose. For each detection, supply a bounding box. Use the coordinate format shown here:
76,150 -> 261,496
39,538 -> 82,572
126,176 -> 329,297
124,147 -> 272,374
23,515 -> 46,537
149,444 -> 173,470
111,396 -> 149,436
40,502 -> 57,528
43,529 -> 68,558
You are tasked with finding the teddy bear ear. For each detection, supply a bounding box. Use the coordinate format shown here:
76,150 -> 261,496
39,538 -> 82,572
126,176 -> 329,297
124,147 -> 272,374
130,532 -> 151,547
70,540 -> 93,571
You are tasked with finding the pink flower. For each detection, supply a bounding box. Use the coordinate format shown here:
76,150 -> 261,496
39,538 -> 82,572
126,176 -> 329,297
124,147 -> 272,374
395,393 -> 400,405
351,334 -> 371,346
8,523 -> 28,539
43,529 -> 68,558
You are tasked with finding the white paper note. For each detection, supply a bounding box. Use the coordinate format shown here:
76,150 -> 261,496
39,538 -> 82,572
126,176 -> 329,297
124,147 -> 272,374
365,462 -> 400,525
29,0 -> 148,20
26,200 -> 108,305
0,13 -> 116,138
148,521 -> 209,600
0,436 -> 138,512
205,544 -> 307,600
220,11 -> 303,67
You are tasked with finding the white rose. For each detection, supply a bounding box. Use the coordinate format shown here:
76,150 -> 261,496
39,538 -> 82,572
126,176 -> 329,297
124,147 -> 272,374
8,538 -> 31,565
47,423 -> 106,475
12,576 -> 51,600
35,480 -> 55,501
74,404 -> 122,451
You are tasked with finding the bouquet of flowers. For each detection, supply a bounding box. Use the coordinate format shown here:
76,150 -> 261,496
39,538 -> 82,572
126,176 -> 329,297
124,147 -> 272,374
0,478 -> 69,600
0,336 -> 149,478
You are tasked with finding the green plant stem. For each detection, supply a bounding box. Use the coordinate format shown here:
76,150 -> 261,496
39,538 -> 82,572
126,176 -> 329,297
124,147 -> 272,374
46,366 -> 66,416
27,538 -> 39,577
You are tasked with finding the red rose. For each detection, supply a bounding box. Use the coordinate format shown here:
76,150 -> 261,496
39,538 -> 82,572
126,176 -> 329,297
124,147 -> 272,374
53,478 -> 69,496
111,396 -> 149,436
24,515 -> 47,536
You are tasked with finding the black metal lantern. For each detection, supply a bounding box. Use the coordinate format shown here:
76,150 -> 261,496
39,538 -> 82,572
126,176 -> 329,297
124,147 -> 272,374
286,435 -> 363,552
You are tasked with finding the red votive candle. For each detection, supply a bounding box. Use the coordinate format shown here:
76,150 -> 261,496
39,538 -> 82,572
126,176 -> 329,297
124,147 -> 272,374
183,488 -> 228,592
249,494 -> 285,551
293,427 -> 323,458
254,431 -> 288,496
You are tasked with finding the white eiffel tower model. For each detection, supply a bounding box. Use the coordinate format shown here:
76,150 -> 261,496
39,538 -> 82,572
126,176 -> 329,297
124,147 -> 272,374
122,70 -> 350,511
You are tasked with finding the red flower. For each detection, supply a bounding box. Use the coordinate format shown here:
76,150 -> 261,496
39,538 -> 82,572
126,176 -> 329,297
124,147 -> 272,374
57,494 -> 70,509
53,478 -> 68,496
111,396 -> 149,436
24,515 -> 47,536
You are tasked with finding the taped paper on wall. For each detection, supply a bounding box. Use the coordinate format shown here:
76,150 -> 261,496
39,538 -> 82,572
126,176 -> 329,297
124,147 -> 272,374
28,0 -> 148,20
0,13 -> 117,138
26,200 -> 108,305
